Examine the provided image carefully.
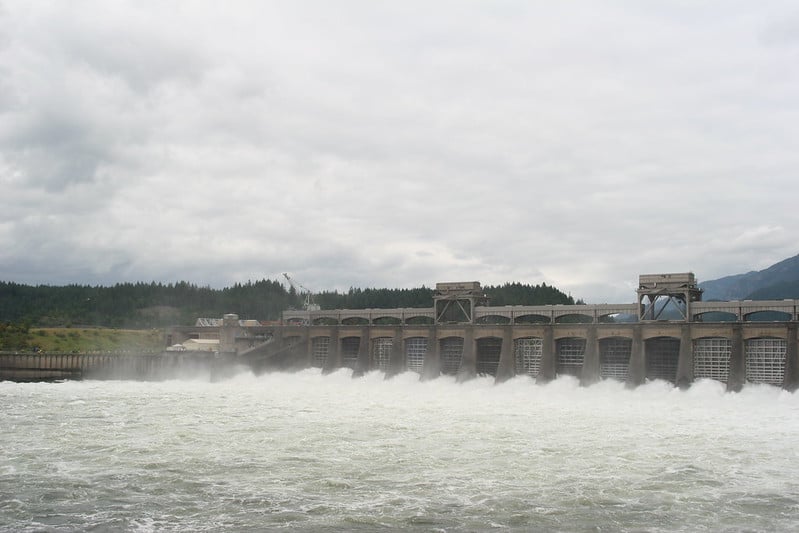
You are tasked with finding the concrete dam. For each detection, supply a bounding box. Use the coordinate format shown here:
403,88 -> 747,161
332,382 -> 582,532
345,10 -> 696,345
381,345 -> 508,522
2,273 -> 797,389
166,273 -> 799,392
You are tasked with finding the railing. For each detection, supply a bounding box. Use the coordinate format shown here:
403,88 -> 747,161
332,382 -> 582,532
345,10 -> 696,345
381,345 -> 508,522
282,300 -> 799,325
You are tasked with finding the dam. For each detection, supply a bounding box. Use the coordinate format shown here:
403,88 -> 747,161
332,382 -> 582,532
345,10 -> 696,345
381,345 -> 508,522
2,273 -> 797,389
166,273 -> 799,392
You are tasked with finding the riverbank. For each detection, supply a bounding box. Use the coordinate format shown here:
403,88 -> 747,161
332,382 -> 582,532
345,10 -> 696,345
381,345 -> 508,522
27,327 -> 164,353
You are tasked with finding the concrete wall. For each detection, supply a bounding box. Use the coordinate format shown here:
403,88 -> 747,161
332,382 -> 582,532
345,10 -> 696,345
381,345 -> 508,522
0,351 -> 216,382
273,322 -> 799,391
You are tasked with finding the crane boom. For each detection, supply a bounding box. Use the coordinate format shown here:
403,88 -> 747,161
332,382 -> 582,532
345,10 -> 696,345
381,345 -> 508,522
282,273 -> 320,311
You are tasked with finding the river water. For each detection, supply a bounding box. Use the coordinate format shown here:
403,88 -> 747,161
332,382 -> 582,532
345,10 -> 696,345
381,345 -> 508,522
2,369 -> 798,532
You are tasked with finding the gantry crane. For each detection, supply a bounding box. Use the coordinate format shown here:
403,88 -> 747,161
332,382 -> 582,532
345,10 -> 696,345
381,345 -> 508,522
282,273 -> 321,311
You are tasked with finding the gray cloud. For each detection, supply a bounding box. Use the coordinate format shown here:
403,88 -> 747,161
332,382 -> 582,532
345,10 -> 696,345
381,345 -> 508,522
1,1 -> 798,304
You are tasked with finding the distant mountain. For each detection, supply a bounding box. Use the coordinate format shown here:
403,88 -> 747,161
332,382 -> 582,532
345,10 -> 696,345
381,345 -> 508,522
700,254 -> 799,300
745,280 -> 799,300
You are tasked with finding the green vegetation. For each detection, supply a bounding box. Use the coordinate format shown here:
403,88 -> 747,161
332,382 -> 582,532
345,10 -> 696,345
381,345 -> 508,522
24,328 -> 162,353
0,278 -> 576,328
484,282 -> 574,306
0,279 -> 293,327
0,322 -> 30,351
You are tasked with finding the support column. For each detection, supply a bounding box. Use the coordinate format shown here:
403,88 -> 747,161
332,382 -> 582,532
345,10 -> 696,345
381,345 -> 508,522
580,326 -> 600,387
305,333 -> 315,368
219,313 -> 239,355
627,325 -> 645,388
421,326 -> 440,381
353,326 -> 370,377
322,328 -> 339,374
783,323 -> 798,391
727,324 -> 745,392
269,335 -> 286,370
537,325 -> 556,384
675,324 -> 693,389
494,326 -> 515,384
456,327 -> 476,383
294,331 -> 310,370
387,327 -> 405,379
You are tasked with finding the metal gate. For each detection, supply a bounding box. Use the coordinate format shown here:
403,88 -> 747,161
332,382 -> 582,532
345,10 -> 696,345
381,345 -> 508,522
556,337 -> 585,377
745,338 -> 786,386
693,337 -> 731,383
372,337 -> 393,372
311,337 -> 330,368
405,337 -> 427,373
599,337 -> 631,381
645,337 -> 680,383
514,337 -> 542,377
440,337 -> 464,375
476,337 -> 502,376
341,337 -> 360,369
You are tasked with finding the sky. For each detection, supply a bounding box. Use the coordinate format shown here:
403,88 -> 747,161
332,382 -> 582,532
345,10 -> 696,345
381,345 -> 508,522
1,1 -> 798,304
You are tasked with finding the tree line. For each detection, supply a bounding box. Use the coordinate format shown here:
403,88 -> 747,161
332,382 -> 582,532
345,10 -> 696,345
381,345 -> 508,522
0,279 -> 577,328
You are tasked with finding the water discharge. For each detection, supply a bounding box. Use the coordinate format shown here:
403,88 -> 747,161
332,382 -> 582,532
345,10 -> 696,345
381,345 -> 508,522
2,370 -> 798,531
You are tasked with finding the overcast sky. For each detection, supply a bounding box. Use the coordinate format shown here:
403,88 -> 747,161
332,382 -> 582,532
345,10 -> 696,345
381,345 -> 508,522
1,1 -> 798,304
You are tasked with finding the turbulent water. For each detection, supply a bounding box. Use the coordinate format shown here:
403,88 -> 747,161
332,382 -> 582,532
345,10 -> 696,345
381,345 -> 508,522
2,370 -> 799,532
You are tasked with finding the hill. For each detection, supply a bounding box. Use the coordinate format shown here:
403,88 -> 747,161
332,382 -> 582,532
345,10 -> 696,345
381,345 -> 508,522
700,253 -> 799,300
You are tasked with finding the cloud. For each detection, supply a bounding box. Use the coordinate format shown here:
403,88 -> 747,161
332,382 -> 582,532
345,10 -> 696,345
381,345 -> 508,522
1,1 -> 798,304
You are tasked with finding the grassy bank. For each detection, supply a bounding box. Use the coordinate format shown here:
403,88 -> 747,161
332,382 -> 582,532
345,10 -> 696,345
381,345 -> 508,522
28,328 -> 164,353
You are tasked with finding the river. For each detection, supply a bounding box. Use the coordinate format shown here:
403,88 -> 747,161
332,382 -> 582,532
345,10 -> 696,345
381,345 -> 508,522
2,369 -> 798,531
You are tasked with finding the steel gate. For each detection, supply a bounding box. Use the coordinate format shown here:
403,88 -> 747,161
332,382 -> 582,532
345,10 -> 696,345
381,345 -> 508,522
440,337 -> 464,375
514,337 -> 542,377
405,337 -> 427,373
556,337 -> 585,377
476,337 -> 502,376
599,337 -> 631,381
341,337 -> 360,369
311,337 -> 330,368
646,337 -> 680,383
693,337 -> 731,383
372,337 -> 393,371
745,338 -> 786,386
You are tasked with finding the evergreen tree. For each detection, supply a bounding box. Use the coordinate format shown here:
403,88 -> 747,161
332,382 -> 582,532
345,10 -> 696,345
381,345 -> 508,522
0,278 -> 578,328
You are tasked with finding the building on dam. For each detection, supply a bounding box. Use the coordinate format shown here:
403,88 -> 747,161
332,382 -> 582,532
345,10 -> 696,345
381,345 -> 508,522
166,273 -> 799,392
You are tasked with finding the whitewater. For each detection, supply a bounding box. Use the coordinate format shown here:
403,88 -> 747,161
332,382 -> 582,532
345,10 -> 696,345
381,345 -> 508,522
2,370 -> 798,532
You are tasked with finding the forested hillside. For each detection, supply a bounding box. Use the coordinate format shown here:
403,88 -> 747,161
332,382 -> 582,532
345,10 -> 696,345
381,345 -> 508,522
0,279 -> 575,328
0,280 -> 293,328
